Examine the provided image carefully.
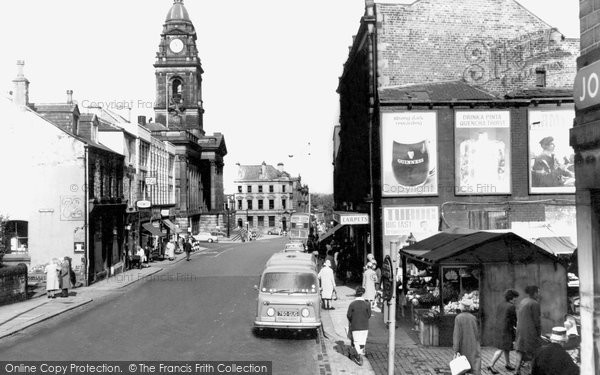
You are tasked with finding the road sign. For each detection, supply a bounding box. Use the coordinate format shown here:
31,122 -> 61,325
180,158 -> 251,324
381,255 -> 394,302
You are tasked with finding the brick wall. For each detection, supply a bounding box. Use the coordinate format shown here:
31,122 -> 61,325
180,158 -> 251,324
0,264 -> 28,306
580,0 -> 600,55
375,0 -> 579,96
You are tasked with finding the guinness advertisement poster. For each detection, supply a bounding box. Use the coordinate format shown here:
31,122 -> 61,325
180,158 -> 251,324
381,111 -> 438,196
455,110 -> 511,195
528,108 -> 575,194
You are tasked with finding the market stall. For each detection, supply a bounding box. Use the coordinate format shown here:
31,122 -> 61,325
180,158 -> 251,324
400,231 -> 568,347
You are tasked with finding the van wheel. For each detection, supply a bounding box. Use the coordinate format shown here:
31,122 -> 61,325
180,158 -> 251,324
208,239 -> 213,243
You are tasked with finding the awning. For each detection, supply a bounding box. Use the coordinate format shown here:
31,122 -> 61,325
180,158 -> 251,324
534,236 -> 576,255
319,223 -> 343,242
142,222 -> 165,237
162,219 -> 181,233
400,231 -> 560,265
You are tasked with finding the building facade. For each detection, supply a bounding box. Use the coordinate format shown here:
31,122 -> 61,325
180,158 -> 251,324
151,0 -> 227,235
573,1 -> 600,373
334,0 -> 579,264
233,162 -> 308,233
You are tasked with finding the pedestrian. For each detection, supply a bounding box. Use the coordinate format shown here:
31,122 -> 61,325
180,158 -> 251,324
346,286 -> 371,366
184,237 -> 193,261
514,285 -> 542,375
487,288 -> 519,374
59,257 -> 73,297
44,258 -> 60,298
452,296 -> 482,375
165,239 -> 175,261
318,259 -> 337,310
137,245 -> 147,266
362,262 -> 377,309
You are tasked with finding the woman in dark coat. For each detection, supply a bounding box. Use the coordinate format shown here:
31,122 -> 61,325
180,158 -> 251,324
514,285 -> 542,375
59,257 -> 73,297
487,289 -> 519,374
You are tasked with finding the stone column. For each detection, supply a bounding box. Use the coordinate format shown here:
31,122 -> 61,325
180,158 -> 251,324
177,155 -> 188,214
210,160 -> 217,212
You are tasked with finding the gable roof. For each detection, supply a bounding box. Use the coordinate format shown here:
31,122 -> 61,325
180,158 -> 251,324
379,81 -> 498,103
401,231 -> 560,265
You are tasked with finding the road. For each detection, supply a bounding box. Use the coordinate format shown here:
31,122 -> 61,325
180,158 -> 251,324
0,237 -> 322,374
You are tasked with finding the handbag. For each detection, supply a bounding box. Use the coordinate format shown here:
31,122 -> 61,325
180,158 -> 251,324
333,289 -> 338,300
449,353 -> 471,375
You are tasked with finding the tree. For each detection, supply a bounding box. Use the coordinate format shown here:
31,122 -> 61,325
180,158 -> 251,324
0,215 -> 8,265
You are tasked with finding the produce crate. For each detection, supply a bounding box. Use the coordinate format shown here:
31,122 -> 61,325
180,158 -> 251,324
419,320 -> 439,346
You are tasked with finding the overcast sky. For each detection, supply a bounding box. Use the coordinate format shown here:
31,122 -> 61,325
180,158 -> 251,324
0,0 -> 579,194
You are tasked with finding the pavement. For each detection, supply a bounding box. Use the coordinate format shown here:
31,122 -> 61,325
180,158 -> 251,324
320,280 -> 535,375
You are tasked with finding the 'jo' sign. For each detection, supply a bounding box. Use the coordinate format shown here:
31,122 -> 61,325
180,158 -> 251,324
575,60 -> 600,110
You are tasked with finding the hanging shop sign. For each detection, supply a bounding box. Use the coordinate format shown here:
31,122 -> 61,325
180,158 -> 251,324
381,255 -> 394,302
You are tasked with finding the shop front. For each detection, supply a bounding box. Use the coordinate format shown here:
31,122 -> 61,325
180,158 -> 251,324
400,231 -> 567,347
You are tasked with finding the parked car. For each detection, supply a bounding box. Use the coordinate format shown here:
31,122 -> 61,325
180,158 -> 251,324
283,242 -> 306,252
211,231 -> 227,237
193,232 -> 219,243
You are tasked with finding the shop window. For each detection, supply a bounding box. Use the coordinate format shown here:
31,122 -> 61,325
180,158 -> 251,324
247,216 -> 253,227
5,220 -> 28,253
258,200 -> 264,210
269,199 -> 275,210
247,200 -> 253,210
468,210 -> 507,230
258,216 -> 265,227
268,216 -> 275,227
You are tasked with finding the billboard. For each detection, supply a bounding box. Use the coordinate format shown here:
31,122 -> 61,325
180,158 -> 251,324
455,111 -> 511,195
528,108 -> 575,194
383,206 -> 439,238
381,112 -> 437,196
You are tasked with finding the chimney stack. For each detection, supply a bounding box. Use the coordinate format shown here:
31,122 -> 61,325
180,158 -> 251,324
261,161 -> 267,177
66,90 -> 73,104
138,115 -> 147,126
277,163 -> 284,173
12,60 -> 29,107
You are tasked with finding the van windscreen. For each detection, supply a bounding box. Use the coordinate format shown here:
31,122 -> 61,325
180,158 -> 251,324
260,272 -> 318,294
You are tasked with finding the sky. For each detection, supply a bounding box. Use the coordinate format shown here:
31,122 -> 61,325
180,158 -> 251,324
0,0 -> 580,194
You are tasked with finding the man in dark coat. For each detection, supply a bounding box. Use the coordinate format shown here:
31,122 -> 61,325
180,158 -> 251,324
346,287 -> 371,366
514,285 -> 542,375
531,136 -> 573,187
184,237 -> 192,261
531,338 -> 579,375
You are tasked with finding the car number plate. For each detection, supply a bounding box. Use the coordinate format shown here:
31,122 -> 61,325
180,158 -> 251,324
276,310 -> 299,322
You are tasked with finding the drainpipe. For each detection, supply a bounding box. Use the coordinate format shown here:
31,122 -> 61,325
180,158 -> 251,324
84,144 -> 90,286
366,0 -> 377,259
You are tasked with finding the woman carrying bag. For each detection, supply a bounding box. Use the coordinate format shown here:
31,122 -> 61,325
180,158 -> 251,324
452,296 -> 481,375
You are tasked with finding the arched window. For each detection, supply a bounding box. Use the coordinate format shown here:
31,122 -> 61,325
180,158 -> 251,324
172,78 -> 183,104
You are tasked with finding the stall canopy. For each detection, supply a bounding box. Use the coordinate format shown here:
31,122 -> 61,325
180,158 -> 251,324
534,236 -> 576,255
401,231 -> 559,265
142,222 -> 165,237
162,219 -> 181,234
319,211 -> 369,242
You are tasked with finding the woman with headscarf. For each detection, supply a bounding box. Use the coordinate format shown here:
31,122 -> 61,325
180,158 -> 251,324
452,297 -> 482,375
59,257 -> 73,297
318,259 -> 337,310
44,258 -> 61,298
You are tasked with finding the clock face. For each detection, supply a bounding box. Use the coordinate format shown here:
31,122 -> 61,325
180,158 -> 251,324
169,38 -> 184,54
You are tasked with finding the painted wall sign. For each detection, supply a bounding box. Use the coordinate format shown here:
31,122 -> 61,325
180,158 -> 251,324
574,60 -> 600,109
136,200 -> 151,208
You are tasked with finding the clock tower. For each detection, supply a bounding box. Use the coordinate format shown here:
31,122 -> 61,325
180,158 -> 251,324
154,0 -> 204,137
